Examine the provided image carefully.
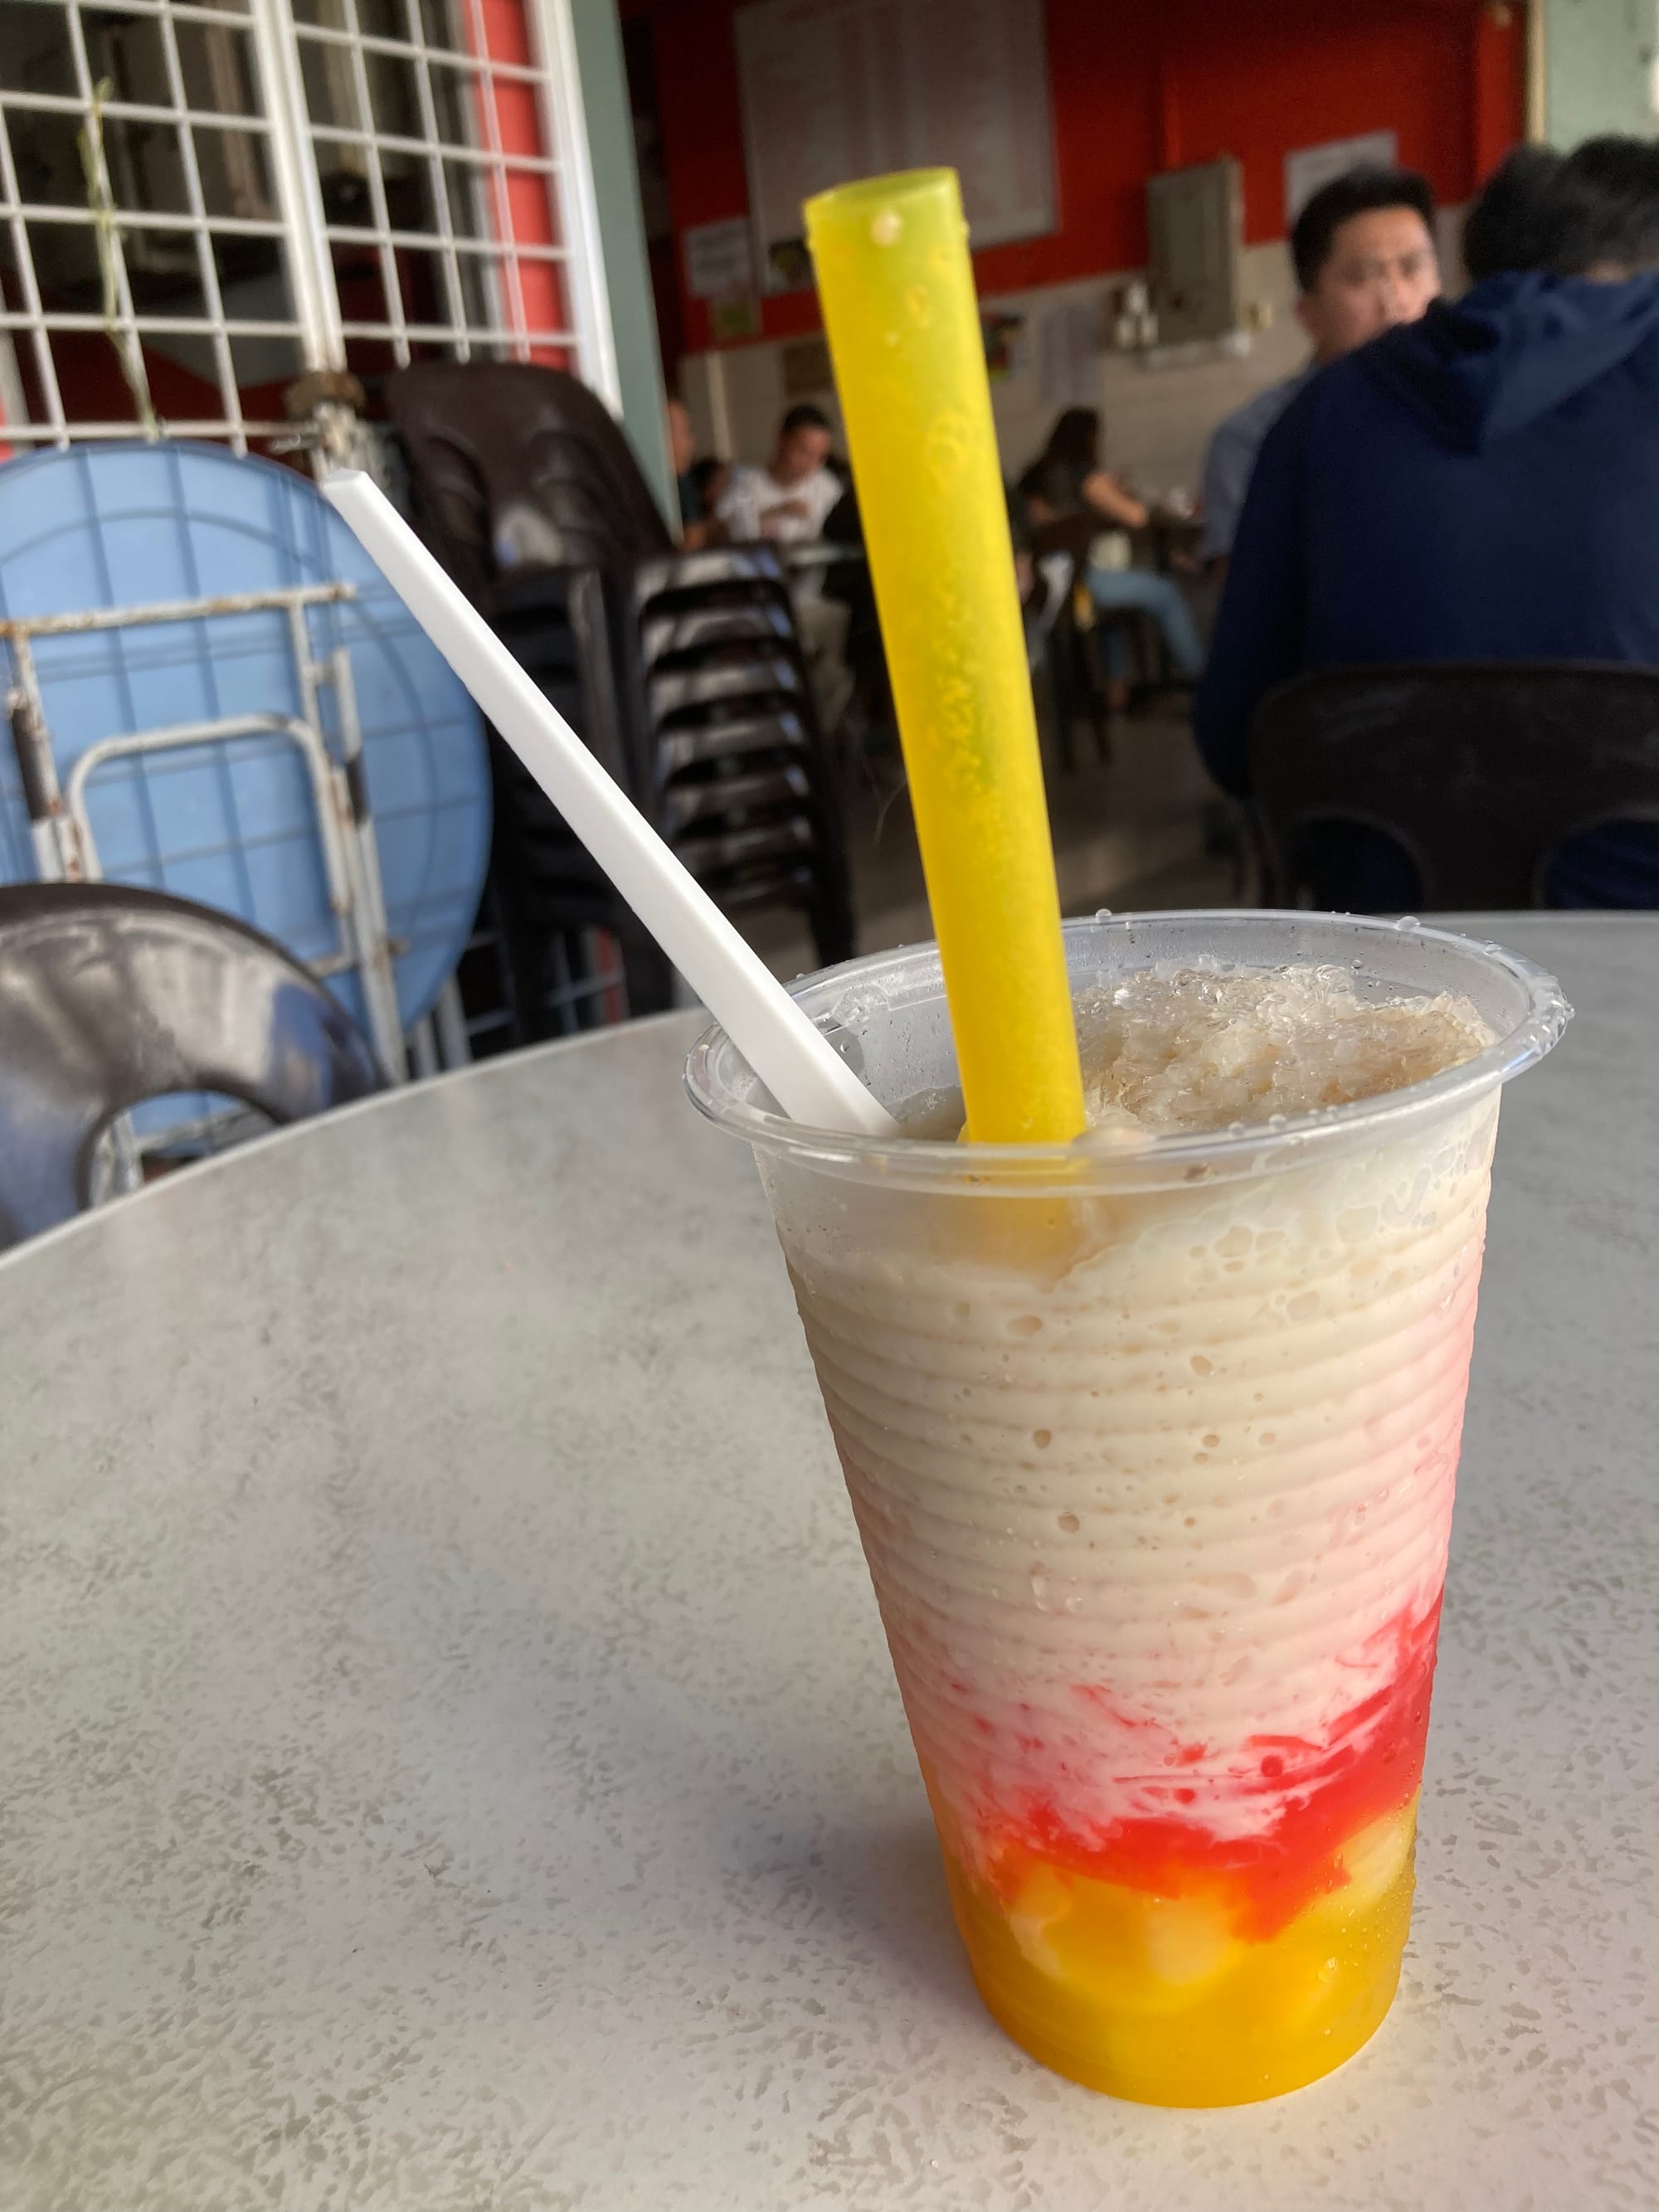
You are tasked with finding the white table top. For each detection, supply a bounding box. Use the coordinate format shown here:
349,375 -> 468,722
2,914 -> 1656,2212
781,537 -> 860,568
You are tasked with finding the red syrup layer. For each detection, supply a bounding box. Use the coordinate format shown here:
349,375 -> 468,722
973,1596 -> 1444,1940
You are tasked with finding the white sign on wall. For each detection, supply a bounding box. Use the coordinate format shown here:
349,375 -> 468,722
684,217 -> 757,300
735,0 -> 1056,294
1283,130 -> 1399,227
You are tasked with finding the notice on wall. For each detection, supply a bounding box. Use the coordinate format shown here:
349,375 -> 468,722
709,295 -> 762,343
1283,131 -> 1399,227
1036,296 -> 1102,410
684,216 -> 757,301
781,335 -> 834,395
735,0 -> 1055,294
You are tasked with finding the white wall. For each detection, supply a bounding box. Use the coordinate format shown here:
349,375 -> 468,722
681,239 -> 1301,492
982,246 -> 1305,499
1541,0 -> 1659,143
680,210 -> 1466,497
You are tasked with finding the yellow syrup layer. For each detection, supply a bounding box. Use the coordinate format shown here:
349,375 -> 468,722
942,1798 -> 1420,2107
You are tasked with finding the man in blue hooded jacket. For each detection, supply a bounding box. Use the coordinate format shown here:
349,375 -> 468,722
1193,136 -> 1659,907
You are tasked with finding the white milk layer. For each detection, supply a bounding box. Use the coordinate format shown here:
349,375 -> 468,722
763,966 -> 1496,1860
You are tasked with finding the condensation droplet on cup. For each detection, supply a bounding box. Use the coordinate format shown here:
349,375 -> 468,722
1029,1570 -> 1050,1611
870,209 -> 902,246
829,982 -> 890,1030
1394,914 -> 1422,932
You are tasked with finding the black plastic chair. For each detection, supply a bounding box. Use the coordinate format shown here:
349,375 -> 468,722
387,358 -> 673,591
0,882 -> 384,1249
388,362 -> 856,1034
655,707 -> 816,781
645,654 -> 809,726
632,543 -> 796,611
1028,517 -> 1114,773
659,762 -> 814,839
639,600 -> 794,665
1248,661 -> 1659,908
387,363 -> 678,1029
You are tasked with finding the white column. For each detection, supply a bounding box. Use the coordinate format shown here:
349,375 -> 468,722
1536,0 -> 1659,144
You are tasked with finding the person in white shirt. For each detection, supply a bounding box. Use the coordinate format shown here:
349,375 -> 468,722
717,402 -> 844,547
718,404 -> 852,731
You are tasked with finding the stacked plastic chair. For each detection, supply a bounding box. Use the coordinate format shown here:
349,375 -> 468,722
630,545 -> 854,966
386,363 -> 854,1046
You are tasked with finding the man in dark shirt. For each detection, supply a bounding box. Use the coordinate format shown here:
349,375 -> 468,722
668,396 -> 718,551
1199,165 -> 1440,571
1194,136 -> 1659,907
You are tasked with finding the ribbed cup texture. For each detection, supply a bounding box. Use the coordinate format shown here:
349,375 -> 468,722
764,1096 -> 1497,1889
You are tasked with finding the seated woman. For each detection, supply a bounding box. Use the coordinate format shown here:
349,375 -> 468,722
1017,407 -> 1204,703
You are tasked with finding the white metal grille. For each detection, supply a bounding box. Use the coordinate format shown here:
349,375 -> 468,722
0,0 -> 615,453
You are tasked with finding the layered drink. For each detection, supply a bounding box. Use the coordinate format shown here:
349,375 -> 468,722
688,914 -> 1567,2106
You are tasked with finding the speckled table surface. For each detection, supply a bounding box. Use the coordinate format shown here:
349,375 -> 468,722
2,914 -> 1655,2212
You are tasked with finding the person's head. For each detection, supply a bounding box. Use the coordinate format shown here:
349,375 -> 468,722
1461,144 -> 1566,281
771,402 -> 833,485
689,454 -> 730,510
666,396 -> 696,476
1538,134 -> 1659,276
1292,167 -> 1440,361
1039,406 -> 1102,474
1459,136 -> 1659,284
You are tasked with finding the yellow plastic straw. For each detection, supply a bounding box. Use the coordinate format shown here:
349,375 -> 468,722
805,168 -> 1085,1145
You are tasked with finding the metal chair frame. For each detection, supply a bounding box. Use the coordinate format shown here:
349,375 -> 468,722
2,584 -> 408,1083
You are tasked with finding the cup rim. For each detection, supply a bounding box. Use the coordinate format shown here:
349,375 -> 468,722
685,911 -> 1571,1194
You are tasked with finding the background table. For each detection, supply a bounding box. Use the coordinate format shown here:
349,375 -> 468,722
2,914 -> 1655,2212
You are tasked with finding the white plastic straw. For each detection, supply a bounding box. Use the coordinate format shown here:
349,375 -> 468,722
324,469 -> 898,1136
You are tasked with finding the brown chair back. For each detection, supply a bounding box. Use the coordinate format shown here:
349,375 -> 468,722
387,361 -> 672,598
1248,662 -> 1659,907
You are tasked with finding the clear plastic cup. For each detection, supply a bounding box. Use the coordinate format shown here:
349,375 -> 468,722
687,913 -> 1568,2106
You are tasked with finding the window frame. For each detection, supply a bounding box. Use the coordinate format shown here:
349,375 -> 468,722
0,0 -> 618,454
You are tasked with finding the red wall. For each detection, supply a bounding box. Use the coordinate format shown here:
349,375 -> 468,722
644,0 -> 1526,361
